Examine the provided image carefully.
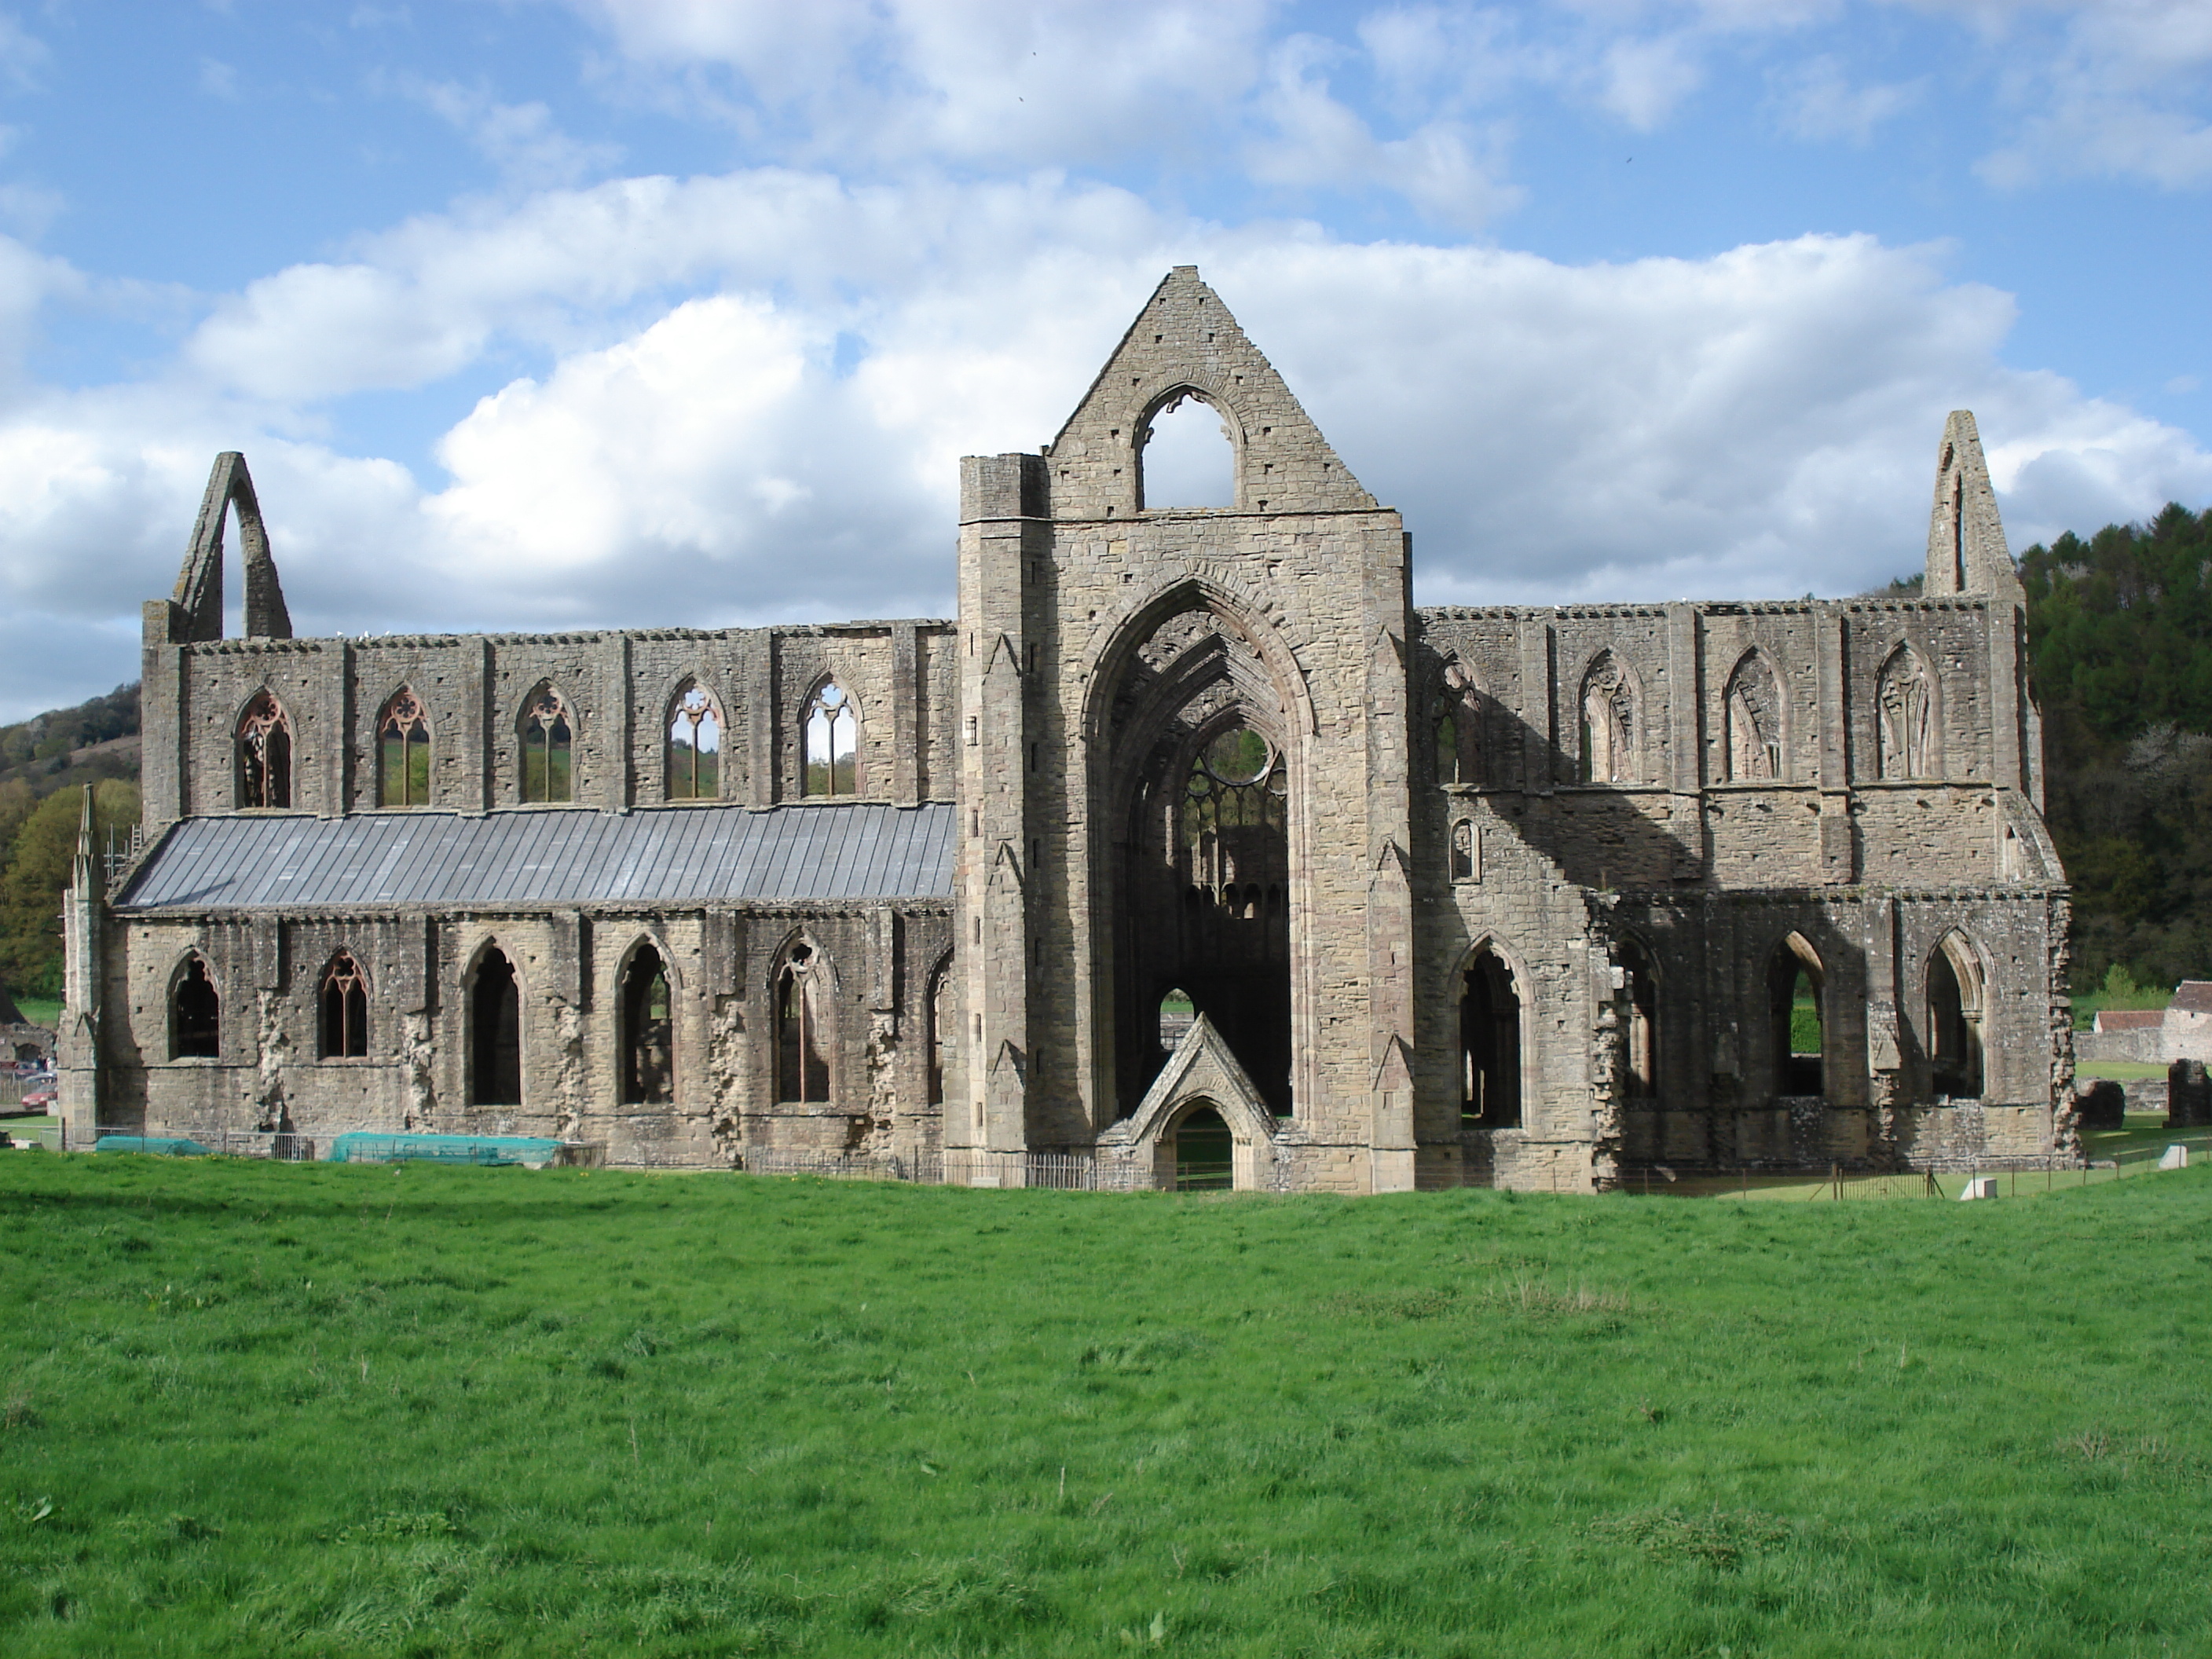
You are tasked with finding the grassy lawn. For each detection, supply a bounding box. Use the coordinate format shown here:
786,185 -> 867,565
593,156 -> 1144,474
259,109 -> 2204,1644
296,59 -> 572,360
8,996 -> 60,1027
5,1158 -> 2212,1655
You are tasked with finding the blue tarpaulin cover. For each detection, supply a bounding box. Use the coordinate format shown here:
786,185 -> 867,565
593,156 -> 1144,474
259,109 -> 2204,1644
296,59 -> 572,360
328,1133 -> 566,1166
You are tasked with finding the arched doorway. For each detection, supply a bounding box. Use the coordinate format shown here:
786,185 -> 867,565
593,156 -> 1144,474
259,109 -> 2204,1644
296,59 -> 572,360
471,947 -> 522,1106
1768,933 -> 1825,1097
1104,600 -> 1295,1119
1170,1103 -> 1235,1191
620,943 -> 674,1104
1928,933 -> 1985,1099
1460,946 -> 1522,1127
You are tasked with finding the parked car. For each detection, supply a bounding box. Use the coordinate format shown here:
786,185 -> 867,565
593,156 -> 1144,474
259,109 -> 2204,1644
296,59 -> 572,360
17,1086 -> 55,1111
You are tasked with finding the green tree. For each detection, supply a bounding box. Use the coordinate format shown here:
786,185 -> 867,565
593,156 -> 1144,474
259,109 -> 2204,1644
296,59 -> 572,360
0,779 -> 138,1002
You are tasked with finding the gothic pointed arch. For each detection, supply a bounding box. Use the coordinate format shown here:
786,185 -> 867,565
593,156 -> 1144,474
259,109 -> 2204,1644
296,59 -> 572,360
1723,650 -> 1784,782
170,950 -> 221,1060
800,676 -> 860,797
1767,932 -> 1826,1097
1876,643 -> 1938,780
617,935 -> 676,1104
1577,649 -> 1641,785
773,933 -> 835,1103
1926,929 -> 1987,1100
665,678 -> 724,800
1089,580 -> 1306,1120
518,681 -> 576,803
319,948 -> 369,1059
467,940 -> 523,1107
1434,659 -> 1484,787
236,689 -> 293,809
171,451 -> 292,642
376,687 -> 431,808
926,951 -> 955,1107
1458,936 -> 1526,1127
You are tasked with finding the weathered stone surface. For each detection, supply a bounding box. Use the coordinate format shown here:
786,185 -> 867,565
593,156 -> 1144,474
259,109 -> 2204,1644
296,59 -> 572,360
2075,1079 -> 2126,1130
63,273 -> 2069,1188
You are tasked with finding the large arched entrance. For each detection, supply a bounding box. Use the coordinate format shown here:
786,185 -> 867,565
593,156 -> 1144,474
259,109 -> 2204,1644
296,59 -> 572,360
1102,599 -> 1297,1119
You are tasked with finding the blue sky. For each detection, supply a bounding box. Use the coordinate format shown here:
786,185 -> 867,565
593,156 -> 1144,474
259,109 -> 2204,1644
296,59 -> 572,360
1,0 -> 2209,720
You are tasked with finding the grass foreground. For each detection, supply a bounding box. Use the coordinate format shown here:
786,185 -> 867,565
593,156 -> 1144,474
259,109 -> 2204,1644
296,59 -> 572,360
4,1156 -> 2211,1656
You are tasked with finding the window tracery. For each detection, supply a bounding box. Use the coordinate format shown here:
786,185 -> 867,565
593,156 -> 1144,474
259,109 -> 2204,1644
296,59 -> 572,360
803,681 -> 859,797
378,688 -> 430,808
666,683 -> 721,800
1724,653 -> 1782,781
777,942 -> 832,1102
1578,652 -> 1636,784
1877,646 -> 1935,779
320,950 -> 368,1058
236,691 -> 292,808
519,683 -> 575,803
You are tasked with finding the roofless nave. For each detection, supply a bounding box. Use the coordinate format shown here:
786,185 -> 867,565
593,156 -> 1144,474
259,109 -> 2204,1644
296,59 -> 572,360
55,267 -> 2074,1191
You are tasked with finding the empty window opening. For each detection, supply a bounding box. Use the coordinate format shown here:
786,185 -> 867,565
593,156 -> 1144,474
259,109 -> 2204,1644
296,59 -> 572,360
777,943 -> 831,1103
1877,646 -> 1935,779
928,964 -> 953,1106
1619,938 -> 1658,1100
1578,652 -> 1636,784
237,691 -> 292,809
1172,1104 -> 1234,1191
520,683 -> 575,803
1459,947 -> 1522,1127
1436,690 -> 1482,786
1137,390 -> 1234,510
1769,933 -> 1825,1097
1928,934 -> 1985,1099
1952,477 -> 1967,590
804,681 -> 859,797
1448,819 -> 1478,882
379,688 -> 431,808
1158,986 -> 1195,1053
1723,654 -> 1782,782
320,950 -> 368,1059
471,947 -> 522,1106
171,955 -> 221,1059
621,943 -> 674,1104
667,683 -> 722,800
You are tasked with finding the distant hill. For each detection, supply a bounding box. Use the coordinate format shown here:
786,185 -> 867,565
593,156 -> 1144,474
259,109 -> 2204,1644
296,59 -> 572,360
0,683 -> 141,801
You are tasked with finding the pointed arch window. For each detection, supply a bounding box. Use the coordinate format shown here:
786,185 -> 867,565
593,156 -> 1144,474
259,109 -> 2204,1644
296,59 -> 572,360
1877,647 -> 1935,780
378,689 -> 431,808
1460,947 -> 1522,1127
520,683 -> 575,803
1578,652 -> 1636,784
621,943 -> 674,1104
1769,933 -> 1825,1097
236,691 -> 292,808
803,681 -> 859,797
1448,819 -> 1478,882
320,950 -> 369,1059
1436,667 -> 1482,786
666,683 -> 723,800
470,947 -> 522,1106
170,954 -> 221,1060
1724,654 -> 1782,781
776,941 -> 832,1102
1928,932 -> 1986,1099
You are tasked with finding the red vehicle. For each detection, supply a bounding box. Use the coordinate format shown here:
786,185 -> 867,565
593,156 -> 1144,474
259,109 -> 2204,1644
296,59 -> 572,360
16,1087 -> 55,1111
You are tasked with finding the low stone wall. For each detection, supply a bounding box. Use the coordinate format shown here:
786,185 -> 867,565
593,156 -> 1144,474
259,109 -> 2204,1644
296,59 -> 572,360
2077,1027 -> 2164,1065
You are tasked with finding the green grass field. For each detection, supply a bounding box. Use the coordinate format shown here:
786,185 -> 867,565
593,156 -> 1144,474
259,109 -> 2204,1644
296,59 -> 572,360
5,1156 -> 2212,1656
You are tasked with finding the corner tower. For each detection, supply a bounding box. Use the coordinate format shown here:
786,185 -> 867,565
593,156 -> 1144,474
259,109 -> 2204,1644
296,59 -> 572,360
952,266 -> 1417,1191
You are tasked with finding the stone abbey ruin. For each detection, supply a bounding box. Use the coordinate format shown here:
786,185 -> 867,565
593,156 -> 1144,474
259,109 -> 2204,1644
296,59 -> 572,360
55,267 -> 2072,1191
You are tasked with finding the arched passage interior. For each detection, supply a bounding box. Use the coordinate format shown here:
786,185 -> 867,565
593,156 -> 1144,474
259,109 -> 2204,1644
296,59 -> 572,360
1460,946 -> 1522,1127
1768,933 -> 1825,1097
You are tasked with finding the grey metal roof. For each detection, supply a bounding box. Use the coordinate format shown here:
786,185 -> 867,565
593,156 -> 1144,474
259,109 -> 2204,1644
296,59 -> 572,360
115,803 -> 955,911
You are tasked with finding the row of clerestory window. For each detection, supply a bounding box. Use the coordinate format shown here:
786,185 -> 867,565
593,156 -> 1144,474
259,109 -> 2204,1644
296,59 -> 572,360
166,939 -> 961,1112
1431,642 -> 1945,789
232,679 -> 864,810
